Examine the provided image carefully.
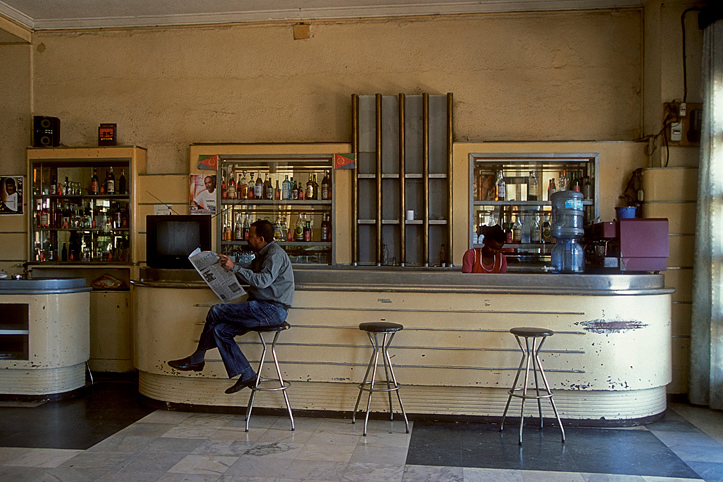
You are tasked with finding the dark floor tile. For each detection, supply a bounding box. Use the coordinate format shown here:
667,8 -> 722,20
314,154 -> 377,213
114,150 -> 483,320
0,377 -> 153,450
687,461 -> 723,482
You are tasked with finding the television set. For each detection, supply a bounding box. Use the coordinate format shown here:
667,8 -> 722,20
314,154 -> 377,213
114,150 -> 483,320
146,215 -> 212,269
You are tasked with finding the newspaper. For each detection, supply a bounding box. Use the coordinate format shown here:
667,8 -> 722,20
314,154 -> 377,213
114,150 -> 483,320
188,247 -> 246,303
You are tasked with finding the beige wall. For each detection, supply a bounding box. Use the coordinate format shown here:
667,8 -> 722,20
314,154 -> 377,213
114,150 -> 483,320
28,9 -> 642,175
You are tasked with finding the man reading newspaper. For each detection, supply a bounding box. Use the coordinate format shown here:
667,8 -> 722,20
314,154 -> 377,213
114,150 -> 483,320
169,219 -> 294,394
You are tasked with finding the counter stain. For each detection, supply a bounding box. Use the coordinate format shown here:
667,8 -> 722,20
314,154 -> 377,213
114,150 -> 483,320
578,319 -> 647,333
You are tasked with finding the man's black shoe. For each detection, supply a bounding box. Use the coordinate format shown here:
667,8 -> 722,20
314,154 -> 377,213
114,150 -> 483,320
225,377 -> 256,394
168,357 -> 205,372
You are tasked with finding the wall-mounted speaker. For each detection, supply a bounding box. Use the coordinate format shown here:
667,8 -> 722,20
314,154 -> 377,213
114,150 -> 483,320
33,116 -> 60,147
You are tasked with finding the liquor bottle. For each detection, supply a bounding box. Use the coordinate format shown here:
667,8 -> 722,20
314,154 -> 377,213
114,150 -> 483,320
321,171 -> 331,200
282,175 -> 291,200
382,242 -> 389,265
90,169 -> 99,195
439,244 -> 447,267
313,174 -> 319,199
512,216 -> 522,243
528,171 -> 538,201
227,169 -> 236,199
242,214 -> 250,240
221,170 -> 227,199
582,176 -> 592,199
306,175 -> 316,200
247,172 -> 255,199
495,170 -> 506,201
542,214 -> 553,243
223,215 -> 232,241
291,179 -> 299,200
304,218 -> 312,241
265,175 -> 273,200
295,214 -> 305,241
286,217 -> 294,241
281,216 -> 289,241
254,171 -> 264,199
531,215 -> 542,243
237,171 -> 248,199
547,179 -> 556,200
320,213 -> 331,242
274,179 -> 281,200
61,243 -> 68,262
572,171 -> 581,192
234,213 -> 243,240
50,177 -> 57,196
558,169 -> 568,191
274,218 -> 283,240
40,201 -> 49,228
106,166 -> 115,194
119,169 -> 127,194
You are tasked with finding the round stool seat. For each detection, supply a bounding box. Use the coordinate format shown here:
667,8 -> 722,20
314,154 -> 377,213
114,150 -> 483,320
359,322 -> 403,333
510,327 -> 554,338
255,322 -> 291,333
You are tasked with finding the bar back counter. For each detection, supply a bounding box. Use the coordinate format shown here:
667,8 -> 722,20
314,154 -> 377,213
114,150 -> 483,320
133,268 -> 673,424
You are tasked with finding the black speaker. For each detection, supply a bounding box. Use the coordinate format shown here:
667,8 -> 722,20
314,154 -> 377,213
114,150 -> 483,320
33,116 -> 60,147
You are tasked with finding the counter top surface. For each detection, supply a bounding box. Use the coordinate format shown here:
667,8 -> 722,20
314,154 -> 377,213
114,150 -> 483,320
134,267 -> 671,296
0,278 -> 91,294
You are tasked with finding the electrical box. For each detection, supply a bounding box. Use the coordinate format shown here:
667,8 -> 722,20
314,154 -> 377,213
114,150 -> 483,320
664,102 -> 702,147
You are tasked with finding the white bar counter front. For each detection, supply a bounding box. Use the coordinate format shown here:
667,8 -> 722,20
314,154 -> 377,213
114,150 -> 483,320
0,278 -> 91,399
132,268 -> 673,424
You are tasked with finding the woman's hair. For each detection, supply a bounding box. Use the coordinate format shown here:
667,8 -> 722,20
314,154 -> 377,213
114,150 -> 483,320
479,224 -> 506,244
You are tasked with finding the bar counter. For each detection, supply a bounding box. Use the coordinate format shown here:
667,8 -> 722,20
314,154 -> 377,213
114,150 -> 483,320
132,268 -> 673,424
0,278 -> 91,399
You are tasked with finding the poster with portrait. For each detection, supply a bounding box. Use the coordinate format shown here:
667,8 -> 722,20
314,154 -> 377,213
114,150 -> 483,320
190,174 -> 216,215
0,176 -> 23,215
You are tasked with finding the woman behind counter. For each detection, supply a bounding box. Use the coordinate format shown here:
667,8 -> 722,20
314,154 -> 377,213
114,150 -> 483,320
462,224 -> 507,273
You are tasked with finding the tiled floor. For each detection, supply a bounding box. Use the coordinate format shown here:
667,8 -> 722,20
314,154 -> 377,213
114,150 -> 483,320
1,377 -> 723,481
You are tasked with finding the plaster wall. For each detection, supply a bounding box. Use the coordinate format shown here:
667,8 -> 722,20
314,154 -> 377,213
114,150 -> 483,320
30,10 -> 642,174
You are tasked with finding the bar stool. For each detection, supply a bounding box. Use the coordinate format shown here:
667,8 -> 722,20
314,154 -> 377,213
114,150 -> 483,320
245,322 -> 294,432
352,322 -> 409,436
500,327 -> 565,444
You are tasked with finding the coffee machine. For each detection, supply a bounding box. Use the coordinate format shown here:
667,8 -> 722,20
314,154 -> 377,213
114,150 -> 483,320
585,218 -> 669,272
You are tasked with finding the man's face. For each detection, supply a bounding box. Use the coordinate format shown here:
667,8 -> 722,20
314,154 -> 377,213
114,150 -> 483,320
247,226 -> 265,252
204,177 -> 215,193
5,182 -> 15,195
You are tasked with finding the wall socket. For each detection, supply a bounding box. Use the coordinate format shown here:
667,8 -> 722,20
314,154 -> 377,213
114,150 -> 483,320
670,122 -> 683,142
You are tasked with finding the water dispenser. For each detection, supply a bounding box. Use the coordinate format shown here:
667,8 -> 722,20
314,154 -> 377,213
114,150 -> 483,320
550,190 -> 585,273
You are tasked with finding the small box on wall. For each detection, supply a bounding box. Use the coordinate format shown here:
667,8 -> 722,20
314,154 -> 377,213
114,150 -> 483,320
98,123 -> 117,146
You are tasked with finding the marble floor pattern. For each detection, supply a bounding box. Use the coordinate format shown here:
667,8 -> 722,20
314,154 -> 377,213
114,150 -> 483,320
0,378 -> 722,482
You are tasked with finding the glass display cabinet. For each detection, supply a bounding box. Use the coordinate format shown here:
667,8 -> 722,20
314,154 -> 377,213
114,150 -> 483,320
27,147 -> 145,268
470,153 -> 599,269
217,154 -> 335,265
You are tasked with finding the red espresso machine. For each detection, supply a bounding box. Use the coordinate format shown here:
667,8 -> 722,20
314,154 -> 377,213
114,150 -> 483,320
585,219 -> 669,272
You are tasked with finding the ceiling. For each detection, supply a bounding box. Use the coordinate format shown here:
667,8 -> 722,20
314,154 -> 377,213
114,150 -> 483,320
0,0 -> 643,33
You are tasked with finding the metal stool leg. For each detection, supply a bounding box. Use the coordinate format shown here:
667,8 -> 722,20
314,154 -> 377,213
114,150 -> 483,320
500,337 -> 527,432
519,335 -> 532,444
384,334 -> 409,433
536,346 -> 566,442
352,336 -> 377,425
86,361 -> 94,385
245,331 -> 267,432
245,330 -> 294,433
271,332 -> 295,431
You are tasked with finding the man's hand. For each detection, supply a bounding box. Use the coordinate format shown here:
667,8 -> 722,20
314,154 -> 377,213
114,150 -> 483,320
217,254 -> 235,271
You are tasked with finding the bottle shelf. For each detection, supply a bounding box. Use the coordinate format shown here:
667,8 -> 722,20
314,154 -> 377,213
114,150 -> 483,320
221,199 -> 331,206
472,199 -> 593,206
223,241 -> 331,247
38,194 -> 130,200
36,227 -> 130,232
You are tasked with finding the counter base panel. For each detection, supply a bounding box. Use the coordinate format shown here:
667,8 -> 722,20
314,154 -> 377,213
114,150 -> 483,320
0,362 -> 87,396
138,372 -> 666,423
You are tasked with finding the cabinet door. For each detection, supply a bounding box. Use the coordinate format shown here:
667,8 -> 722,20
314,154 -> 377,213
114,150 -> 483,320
470,154 -> 598,268
217,156 -> 334,265
28,153 -> 134,265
